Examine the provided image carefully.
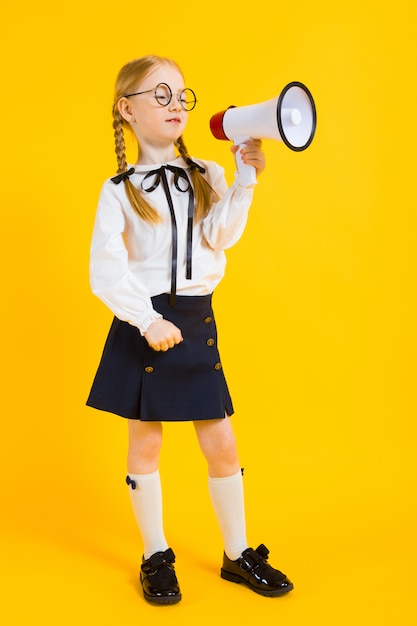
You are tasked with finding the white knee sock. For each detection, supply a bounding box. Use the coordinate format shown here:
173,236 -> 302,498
208,470 -> 248,561
126,470 -> 169,560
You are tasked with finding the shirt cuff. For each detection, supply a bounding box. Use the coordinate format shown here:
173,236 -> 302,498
234,170 -> 258,189
137,310 -> 163,335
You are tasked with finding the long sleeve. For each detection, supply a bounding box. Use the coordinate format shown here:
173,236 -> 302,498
202,170 -> 255,250
90,183 -> 162,333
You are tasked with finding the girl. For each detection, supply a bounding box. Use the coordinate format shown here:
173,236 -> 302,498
87,55 -> 293,605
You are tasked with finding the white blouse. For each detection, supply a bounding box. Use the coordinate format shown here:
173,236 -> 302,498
90,156 -> 255,334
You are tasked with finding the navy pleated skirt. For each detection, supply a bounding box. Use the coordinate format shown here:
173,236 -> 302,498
86,293 -> 234,421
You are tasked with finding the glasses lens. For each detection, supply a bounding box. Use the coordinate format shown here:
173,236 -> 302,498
154,83 -> 172,107
180,88 -> 197,111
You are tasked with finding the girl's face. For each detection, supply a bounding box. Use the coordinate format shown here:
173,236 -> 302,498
119,63 -> 189,157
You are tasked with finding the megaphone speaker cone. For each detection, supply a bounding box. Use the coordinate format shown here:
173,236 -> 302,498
277,82 -> 317,151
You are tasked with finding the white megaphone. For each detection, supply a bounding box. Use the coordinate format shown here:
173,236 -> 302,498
209,81 -> 317,186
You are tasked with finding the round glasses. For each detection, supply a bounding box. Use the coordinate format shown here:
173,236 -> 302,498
123,82 -> 197,111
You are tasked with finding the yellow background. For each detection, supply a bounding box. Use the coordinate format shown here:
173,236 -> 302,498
1,1 -> 416,624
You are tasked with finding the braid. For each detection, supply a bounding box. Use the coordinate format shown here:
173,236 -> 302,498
112,110 -> 129,174
175,135 -> 189,161
175,136 -> 219,221
111,106 -> 160,223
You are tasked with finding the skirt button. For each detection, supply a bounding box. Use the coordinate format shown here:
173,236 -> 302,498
204,316 -> 213,324
214,362 -> 222,371
144,366 -> 154,373
206,338 -> 215,346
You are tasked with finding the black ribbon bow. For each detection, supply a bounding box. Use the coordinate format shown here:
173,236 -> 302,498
185,157 -> 206,173
125,475 -> 137,490
141,164 -> 196,307
110,167 -> 135,184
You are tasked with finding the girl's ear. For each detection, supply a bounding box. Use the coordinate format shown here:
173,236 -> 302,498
117,97 -> 132,123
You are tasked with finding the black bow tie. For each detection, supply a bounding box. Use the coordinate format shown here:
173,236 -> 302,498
141,165 -> 195,307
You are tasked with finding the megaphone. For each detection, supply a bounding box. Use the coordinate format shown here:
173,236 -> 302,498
209,81 -> 317,186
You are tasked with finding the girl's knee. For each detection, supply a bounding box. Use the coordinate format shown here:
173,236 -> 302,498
127,420 -> 163,471
194,418 -> 240,475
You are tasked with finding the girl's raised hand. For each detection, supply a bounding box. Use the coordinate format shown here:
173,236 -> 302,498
144,318 -> 183,352
231,138 -> 266,178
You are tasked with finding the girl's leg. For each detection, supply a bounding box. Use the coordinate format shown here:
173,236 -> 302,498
194,417 -> 248,560
193,416 -> 240,477
127,418 -> 163,474
127,419 -> 181,605
126,419 -> 168,559
194,418 -> 294,596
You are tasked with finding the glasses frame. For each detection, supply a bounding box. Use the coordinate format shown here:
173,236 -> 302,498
123,82 -> 197,111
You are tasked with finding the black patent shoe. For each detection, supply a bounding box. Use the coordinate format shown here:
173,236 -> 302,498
140,548 -> 182,605
221,544 -> 294,597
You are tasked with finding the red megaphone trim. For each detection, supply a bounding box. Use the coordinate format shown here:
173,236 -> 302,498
209,106 -> 236,140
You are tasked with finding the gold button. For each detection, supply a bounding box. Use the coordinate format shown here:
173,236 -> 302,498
144,366 -> 154,373
204,316 -> 213,324
214,362 -> 222,371
206,338 -> 215,347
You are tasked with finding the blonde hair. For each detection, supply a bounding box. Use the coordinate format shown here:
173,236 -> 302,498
112,55 -> 219,223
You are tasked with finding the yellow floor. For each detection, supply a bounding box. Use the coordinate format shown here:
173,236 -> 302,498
2,515 -> 414,625
1,426 -> 415,626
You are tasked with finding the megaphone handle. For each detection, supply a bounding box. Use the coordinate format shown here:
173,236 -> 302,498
234,139 -> 257,187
